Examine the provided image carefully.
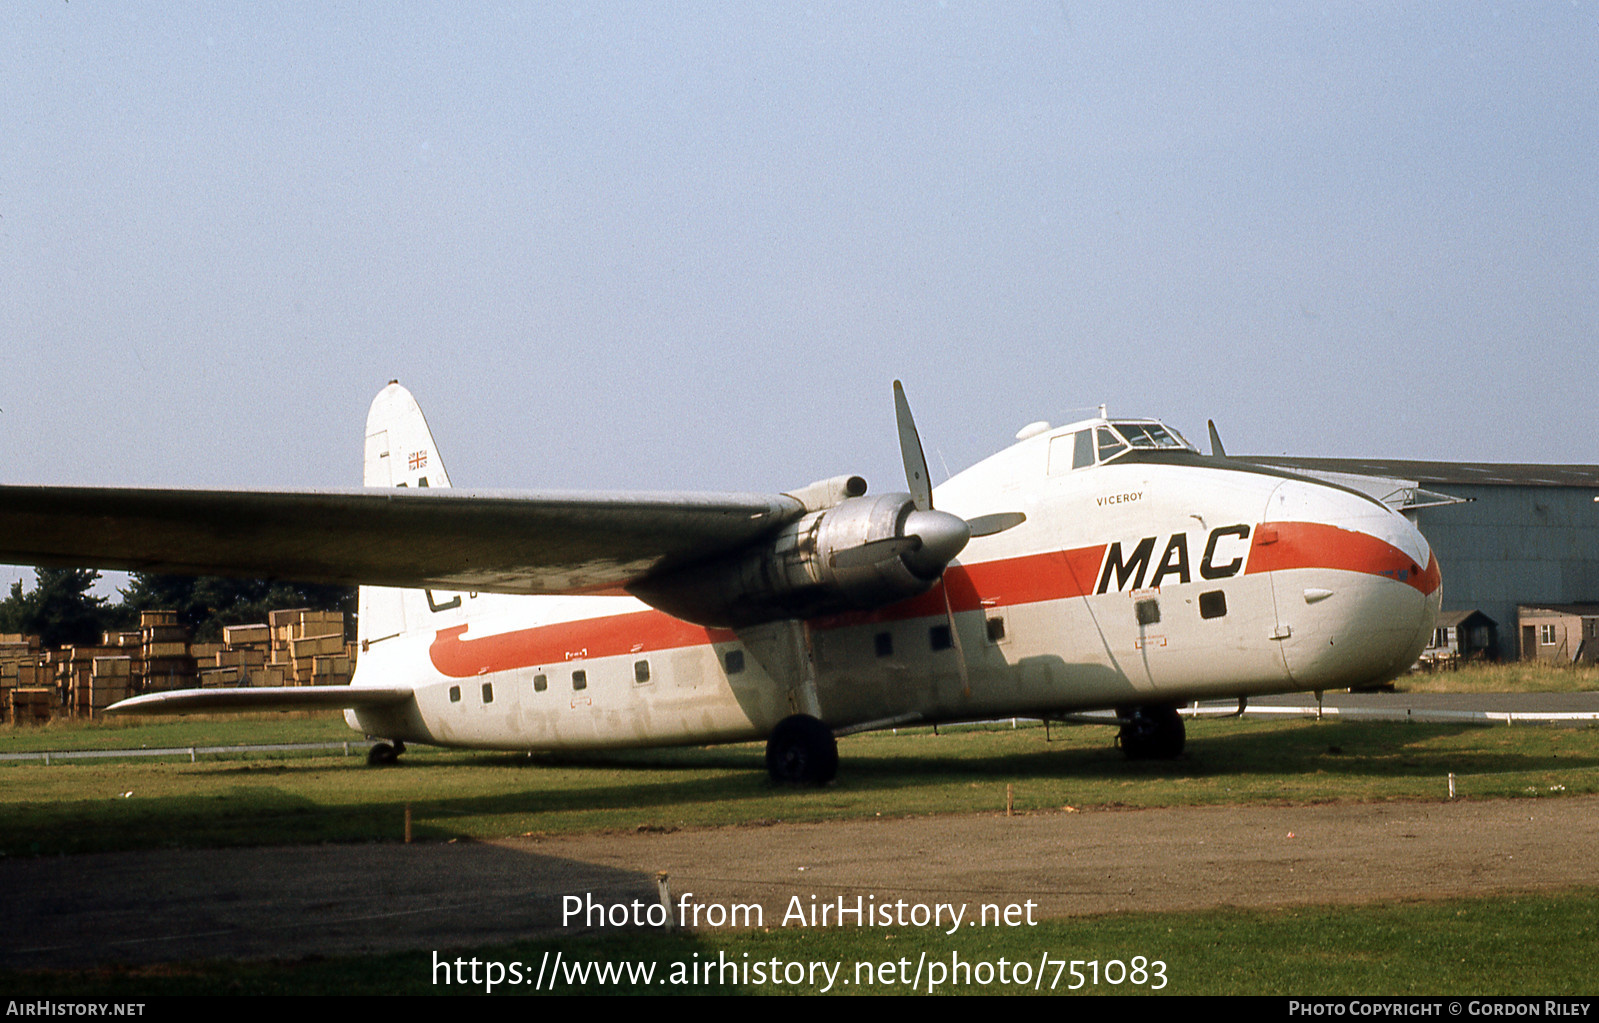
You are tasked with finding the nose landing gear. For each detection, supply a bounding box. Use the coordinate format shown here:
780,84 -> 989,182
1116,705 -> 1185,760
366,739 -> 407,766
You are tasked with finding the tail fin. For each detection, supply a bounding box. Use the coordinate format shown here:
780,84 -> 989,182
363,381 -> 453,489
357,382 -> 451,651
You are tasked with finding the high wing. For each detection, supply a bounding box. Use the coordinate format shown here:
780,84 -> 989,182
0,485 -> 805,596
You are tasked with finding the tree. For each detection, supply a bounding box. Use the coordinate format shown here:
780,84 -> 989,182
0,568 -> 123,648
118,574 -> 356,641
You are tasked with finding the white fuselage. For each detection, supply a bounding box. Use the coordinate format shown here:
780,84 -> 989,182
344,424 -> 1441,752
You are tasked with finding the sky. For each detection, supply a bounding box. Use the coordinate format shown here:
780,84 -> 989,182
3,2 -> 1596,595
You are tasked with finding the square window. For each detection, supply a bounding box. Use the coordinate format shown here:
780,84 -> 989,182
929,624 -> 953,651
874,632 -> 893,657
533,673 -> 547,693
725,649 -> 745,674
1539,625 -> 1557,645
634,660 -> 651,684
481,682 -> 494,703
449,685 -> 461,703
573,669 -> 587,691
1135,598 -> 1161,626
986,616 -> 1006,643
1199,590 -> 1227,620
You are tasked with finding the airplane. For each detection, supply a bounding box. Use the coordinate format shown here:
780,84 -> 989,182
0,382 -> 1441,783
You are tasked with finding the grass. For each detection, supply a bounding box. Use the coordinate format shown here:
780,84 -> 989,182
3,681 -> 1596,997
0,711 -> 355,752
3,715 -> 1597,857
1398,660 -> 1599,694
5,890 -> 1595,995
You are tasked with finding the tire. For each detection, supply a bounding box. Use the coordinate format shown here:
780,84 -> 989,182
366,742 -> 399,766
1117,705 -> 1185,760
765,714 -> 838,785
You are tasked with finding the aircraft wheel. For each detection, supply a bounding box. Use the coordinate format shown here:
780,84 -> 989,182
765,714 -> 838,785
1117,705 -> 1185,760
367,742 -> 401,766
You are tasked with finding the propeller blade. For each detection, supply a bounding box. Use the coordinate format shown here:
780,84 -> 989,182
940,581 -> 972,699
828,536 -> 921,570
965,511 -> 1027,538
893,380 -> 934,511
1207,420 -> 1227,458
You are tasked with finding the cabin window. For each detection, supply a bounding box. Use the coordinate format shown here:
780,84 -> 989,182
725,649 -> 745,674
634,659 -> 651,684
1047,431 -> 1097,474
986,615 -> 1007,643
533,673 -> 548,692
1074,429 -> 1094,468
874,632 -> 893,657
449,685 -> 461,703
481,682 -> 494,703
573,669 -> 588,691
929,624 -> 953,651
1199,590 -> 1228,620
1135,598 -> 1161,626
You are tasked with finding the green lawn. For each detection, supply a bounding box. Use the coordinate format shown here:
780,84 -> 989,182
6,891 -> 1594,996
3,715 -> 1596,856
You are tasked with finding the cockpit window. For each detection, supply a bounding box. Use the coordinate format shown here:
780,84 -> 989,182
1096,427 -> 1127,462
1115,422 -> 1186,449
1095,421 -> 1195,464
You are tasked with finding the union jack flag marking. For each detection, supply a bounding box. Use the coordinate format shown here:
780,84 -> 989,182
409,451 -> 428,471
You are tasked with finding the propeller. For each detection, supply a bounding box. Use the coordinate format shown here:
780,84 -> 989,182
890,380 -> 1027,697
829,381 -> 1025,574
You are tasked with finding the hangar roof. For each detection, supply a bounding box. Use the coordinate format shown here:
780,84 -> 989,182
1518,603 -> 1599,617
1247,458 -> 1599,489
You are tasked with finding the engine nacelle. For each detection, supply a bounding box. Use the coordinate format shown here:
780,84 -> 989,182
631,492 -> 968,628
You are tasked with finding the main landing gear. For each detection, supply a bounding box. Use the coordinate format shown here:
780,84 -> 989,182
765,714 -> 838,785
366,739 -> 406,766
1116,705 -> 1185,760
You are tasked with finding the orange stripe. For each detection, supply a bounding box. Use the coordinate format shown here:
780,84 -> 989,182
426,522 -> 1438,677
429,615 -> 735,678
1244,521 -> 1441,595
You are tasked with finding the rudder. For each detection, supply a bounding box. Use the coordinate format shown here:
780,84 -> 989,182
357,382 -> 452,650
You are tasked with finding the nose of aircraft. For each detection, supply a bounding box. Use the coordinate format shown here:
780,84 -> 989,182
1258,478 -> 1442,689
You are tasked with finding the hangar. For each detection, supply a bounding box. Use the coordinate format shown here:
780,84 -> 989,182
1255,458 -> 1599,661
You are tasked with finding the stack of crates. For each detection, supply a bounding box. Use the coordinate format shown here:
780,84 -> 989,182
84,655 -> 135,718
140,610 -> 197,692
0,634 -> 44,723
8,686 -> 53,724
202,623 -> 272,687
57,644 -> 113,716
270,609 -> 352,686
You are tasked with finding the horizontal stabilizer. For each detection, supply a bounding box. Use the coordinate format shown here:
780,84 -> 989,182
107,686 -> 416,716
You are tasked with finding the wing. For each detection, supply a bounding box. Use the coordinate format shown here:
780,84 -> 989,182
0,485 -> 804,595
107,685 -> 417,715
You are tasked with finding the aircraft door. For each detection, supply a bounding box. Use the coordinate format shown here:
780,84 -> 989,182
1260,481 -> 1298,682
